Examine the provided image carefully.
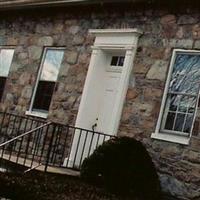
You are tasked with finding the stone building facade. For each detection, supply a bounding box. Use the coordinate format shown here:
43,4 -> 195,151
0,1 -> 200,199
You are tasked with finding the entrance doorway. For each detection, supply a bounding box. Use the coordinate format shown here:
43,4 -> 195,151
67,29 -> 142,168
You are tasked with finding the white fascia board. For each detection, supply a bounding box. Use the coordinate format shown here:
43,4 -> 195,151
89,28 -> 143,35
89,28 -> 143,50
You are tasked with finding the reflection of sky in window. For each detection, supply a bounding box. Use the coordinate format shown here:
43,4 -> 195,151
0,49 -> 14,77
40,49 -> 64,82
170,54 -> 200,95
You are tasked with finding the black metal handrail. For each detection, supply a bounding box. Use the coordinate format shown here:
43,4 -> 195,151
0,111 -> 46,144
45,123 -> 113,170
0,122 -> 52,147
0,112 -> 114,172
0,121 -> 52,172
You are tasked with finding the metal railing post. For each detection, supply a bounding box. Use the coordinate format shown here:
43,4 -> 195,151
44,123 -> 56,172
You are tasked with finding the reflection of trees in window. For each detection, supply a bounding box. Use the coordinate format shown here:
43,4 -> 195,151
170,55 -> 200,94
161,53 -> 200,136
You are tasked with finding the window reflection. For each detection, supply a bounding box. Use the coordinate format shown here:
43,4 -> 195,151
40,50 -> 64,82
161,52 -> 200,136
169,54 -> 200,95
32,48 -> 65,112
0,49 -> 14,77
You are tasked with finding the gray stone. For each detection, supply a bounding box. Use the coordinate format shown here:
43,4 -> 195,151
19,73 -> 31,85
18,52 -> 28,60
69,25 -> 80,34
160,14 -> 176,25
139,36 -> 164,47
177,15 -> 198,25
10,62 -> 22,71
7,37 -> 18,45
38,36 -> 53,46
73,35 -> 85,45
0,36 -> 6,45
15,46 -> 24,53
35,23 -> 53,34
5,93 -> 14,103
21,86 -> 32,99
160,174 -> 189,199
194,40 -> 200,49
0,29 -> 6,35
163,39 -> 193,48
146,60 -> 168,81
66,51 -> 79,65
28,46 -> 42,60
183,150 -> 200,164
20,59 -> 29,66
59,63 -> 70,76
133,102 -> 153,117
19,36 -> 28,45
53,23 -> 64,34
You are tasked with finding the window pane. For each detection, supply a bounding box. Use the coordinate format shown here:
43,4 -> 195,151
111,56 -> 118,66
162,95 -> 196,134
188,97 -> 196,113
32,81 -> 55,111
40,49 -> 64,82
169,54 -> 200,95
174,113 -> 186,132
0,49 -> 14,77
110,56 -> 125,66
184,114 -> 193,133
168,94 -> 180,112
178,96 -> 189,113
118,56 -> 125,66
164,112 -> 175,130
0,77 -> 6,101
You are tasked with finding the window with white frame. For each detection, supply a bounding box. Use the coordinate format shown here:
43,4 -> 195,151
154,49 -> 200,143
107,55 -> 125,73
110,56 -> 125,66
28,47 -> 65,116
0,48 -> 15,101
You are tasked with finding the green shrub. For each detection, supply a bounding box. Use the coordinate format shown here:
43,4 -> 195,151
81,137 -> 161,200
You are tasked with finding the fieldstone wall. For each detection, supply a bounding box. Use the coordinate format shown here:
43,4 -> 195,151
0,5 -> 200,200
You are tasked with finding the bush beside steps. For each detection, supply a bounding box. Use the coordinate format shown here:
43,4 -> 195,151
81,136 -> 161,200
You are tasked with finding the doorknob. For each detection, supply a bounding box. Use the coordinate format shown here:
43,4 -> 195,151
92,123 -> 97,131
92,118 -> 98,131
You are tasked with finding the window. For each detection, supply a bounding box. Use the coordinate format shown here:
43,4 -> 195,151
0,48 -> 15,101
110,56 -> 125,66
152,49 -> 200,144
107,55 -> 125,73
27,47 -> 64,118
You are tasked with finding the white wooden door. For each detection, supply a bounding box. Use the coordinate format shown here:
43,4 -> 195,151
66,70 -> 121,168
95,72 -> 121,134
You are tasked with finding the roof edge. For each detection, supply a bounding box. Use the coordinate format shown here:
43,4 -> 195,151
0,0 -> 145,10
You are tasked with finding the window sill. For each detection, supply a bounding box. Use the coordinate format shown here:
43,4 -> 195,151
25,110 -> 48,119
151,132 -> 190,145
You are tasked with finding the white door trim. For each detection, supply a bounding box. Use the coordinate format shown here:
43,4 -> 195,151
76,29 -> 142,136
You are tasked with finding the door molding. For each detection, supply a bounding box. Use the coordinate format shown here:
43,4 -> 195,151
75,28 -> 143,136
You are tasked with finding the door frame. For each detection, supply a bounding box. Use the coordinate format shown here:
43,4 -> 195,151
75,29 -> 143,136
